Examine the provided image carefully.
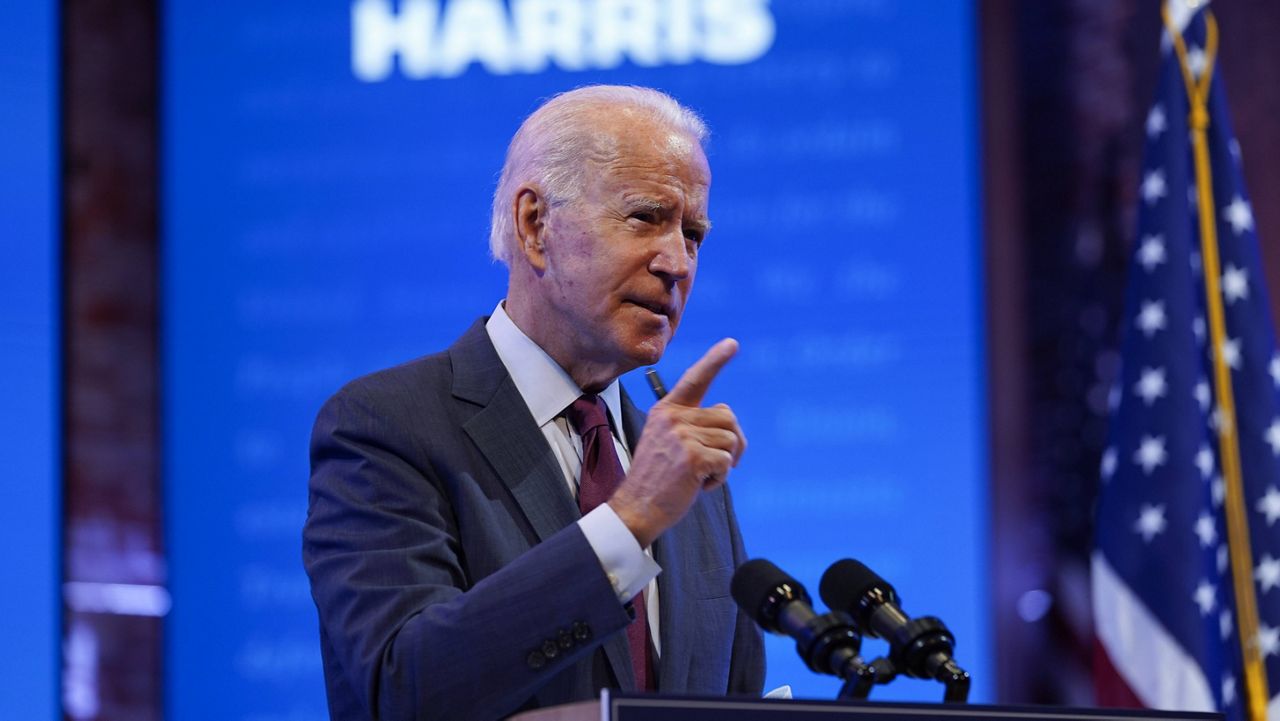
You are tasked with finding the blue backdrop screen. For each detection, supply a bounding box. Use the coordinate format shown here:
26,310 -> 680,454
164,1 -> 988,717
0,1 -> 59,718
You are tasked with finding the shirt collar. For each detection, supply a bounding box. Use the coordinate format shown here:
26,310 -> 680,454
486,302 -> 625,431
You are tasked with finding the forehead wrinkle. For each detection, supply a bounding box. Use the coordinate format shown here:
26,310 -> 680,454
580,130 -> 620,167
583,117 -> 711,223
594,116 -> 704,172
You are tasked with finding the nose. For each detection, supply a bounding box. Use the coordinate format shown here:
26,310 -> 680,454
648,229 -> 692,282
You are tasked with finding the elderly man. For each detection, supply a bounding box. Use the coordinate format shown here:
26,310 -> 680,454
303,85 -> 765,721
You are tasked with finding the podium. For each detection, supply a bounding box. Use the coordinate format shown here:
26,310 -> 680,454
510,692 -> 1223,721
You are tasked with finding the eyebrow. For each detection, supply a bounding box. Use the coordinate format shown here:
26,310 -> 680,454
625,197 -> 668,214
625,196 -> 712,233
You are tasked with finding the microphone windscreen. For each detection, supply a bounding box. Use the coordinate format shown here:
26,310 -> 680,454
819,558 -> 897,615
731,558 -> 808,622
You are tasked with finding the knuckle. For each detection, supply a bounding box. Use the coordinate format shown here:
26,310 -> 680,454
712,451 -> 733,472
673,422 -> 696,441
680,443 -> 701,466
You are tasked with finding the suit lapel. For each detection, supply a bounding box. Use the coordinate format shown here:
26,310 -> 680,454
618,386 -> 647,454
452,320 -> 578,543
451,321 -> 636,691
653,525 -> 691,694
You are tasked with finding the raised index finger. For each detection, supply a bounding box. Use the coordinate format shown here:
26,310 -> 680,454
663,338 -> 739,407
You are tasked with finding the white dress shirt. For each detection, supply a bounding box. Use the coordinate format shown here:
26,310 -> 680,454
486,303 -> 662,654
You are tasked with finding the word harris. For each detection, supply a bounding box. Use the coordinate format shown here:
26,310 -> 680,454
352,0 -> 777,81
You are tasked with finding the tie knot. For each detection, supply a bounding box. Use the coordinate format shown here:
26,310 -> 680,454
565,394 -> 610,436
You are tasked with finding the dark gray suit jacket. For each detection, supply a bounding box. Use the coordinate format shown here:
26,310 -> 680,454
303,319 -> 765,720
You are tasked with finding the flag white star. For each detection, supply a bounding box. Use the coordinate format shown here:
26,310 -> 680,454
1220,338 -> 1241,370
1188,46 -> 1209,77
1210,405 -> 1230,432
1193,580 -> 1216,615
1222,265 -> 1249,304
1196,444 -> 1214,479
1101,447 -> 1117,481
1223,672 -> 1237,705
1135,503 -> 1167,542
1258,486 -> 1280,525
1108,384 -> 1121,411
1230,138 -> 1242,161
1271,354 -> 1280,387
1259,623 -> 1280,657
1212,476 -> 1226,507
1267,418 -> 1280,455
1134,436 -> 1167,474
1193,316 -> 1206,344
1221,610 -> 1234,641
1195,380 -> 1211,411
1136,300 -> 1166,337
1146,105 -> 1167,138
1218,544 -> 1229,573
1194,512 -> 1217,547
1137,235 -> 1166,271
1134,367 -> 1167,405
1142,169 -> 1167,205
1223,196 -> 1254,235
1257,554 -> 1280,593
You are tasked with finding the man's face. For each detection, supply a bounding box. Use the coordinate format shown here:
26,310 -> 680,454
536,117 -> 711,383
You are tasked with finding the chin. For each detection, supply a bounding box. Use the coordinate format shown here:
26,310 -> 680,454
623,333 -> 670,367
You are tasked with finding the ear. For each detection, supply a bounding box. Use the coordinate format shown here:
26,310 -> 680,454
513,185 -> 549,273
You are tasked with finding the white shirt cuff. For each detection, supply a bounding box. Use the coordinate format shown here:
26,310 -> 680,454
578,504 -> 661,602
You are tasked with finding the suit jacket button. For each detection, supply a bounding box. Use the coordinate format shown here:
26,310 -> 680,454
573,621 -> 591,641
527,650 -> 546,670
558,629 -> 574,649
541,639 -> 559,659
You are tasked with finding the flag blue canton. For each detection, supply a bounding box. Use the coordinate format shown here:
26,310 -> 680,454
1095,10 -> 1280,718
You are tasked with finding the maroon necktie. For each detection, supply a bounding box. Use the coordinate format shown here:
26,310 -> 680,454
565,394 -> 656,692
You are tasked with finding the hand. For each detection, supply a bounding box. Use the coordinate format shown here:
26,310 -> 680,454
609,338 -> 748,548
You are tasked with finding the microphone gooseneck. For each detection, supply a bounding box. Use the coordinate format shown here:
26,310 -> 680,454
820,559 -> 971,703
730,559 -> 870,682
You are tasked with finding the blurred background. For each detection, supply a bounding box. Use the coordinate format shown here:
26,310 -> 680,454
5,0 -> 1280,718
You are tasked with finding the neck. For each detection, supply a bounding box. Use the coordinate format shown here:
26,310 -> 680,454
502,296 -> 622,393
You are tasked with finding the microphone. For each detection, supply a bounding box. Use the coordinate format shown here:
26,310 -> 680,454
730,559 -> 868,681
819,559 -> 970,702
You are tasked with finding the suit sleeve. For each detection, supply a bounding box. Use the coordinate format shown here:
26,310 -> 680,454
302,381 -> 632,721
722,482 -> 767,695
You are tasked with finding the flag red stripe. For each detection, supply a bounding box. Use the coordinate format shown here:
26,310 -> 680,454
1093,637 -> 1146,709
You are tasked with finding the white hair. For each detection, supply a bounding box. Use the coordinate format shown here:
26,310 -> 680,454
488,85 -> 709,263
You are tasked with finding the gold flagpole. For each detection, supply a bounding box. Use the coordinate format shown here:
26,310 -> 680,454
1161,7 -> 1269,719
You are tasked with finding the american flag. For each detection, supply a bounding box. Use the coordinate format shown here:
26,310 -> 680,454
1092,5 -> 1280,721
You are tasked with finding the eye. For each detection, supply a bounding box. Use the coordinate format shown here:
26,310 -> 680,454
683,228 -> 705,247
629,211 -> 658,224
